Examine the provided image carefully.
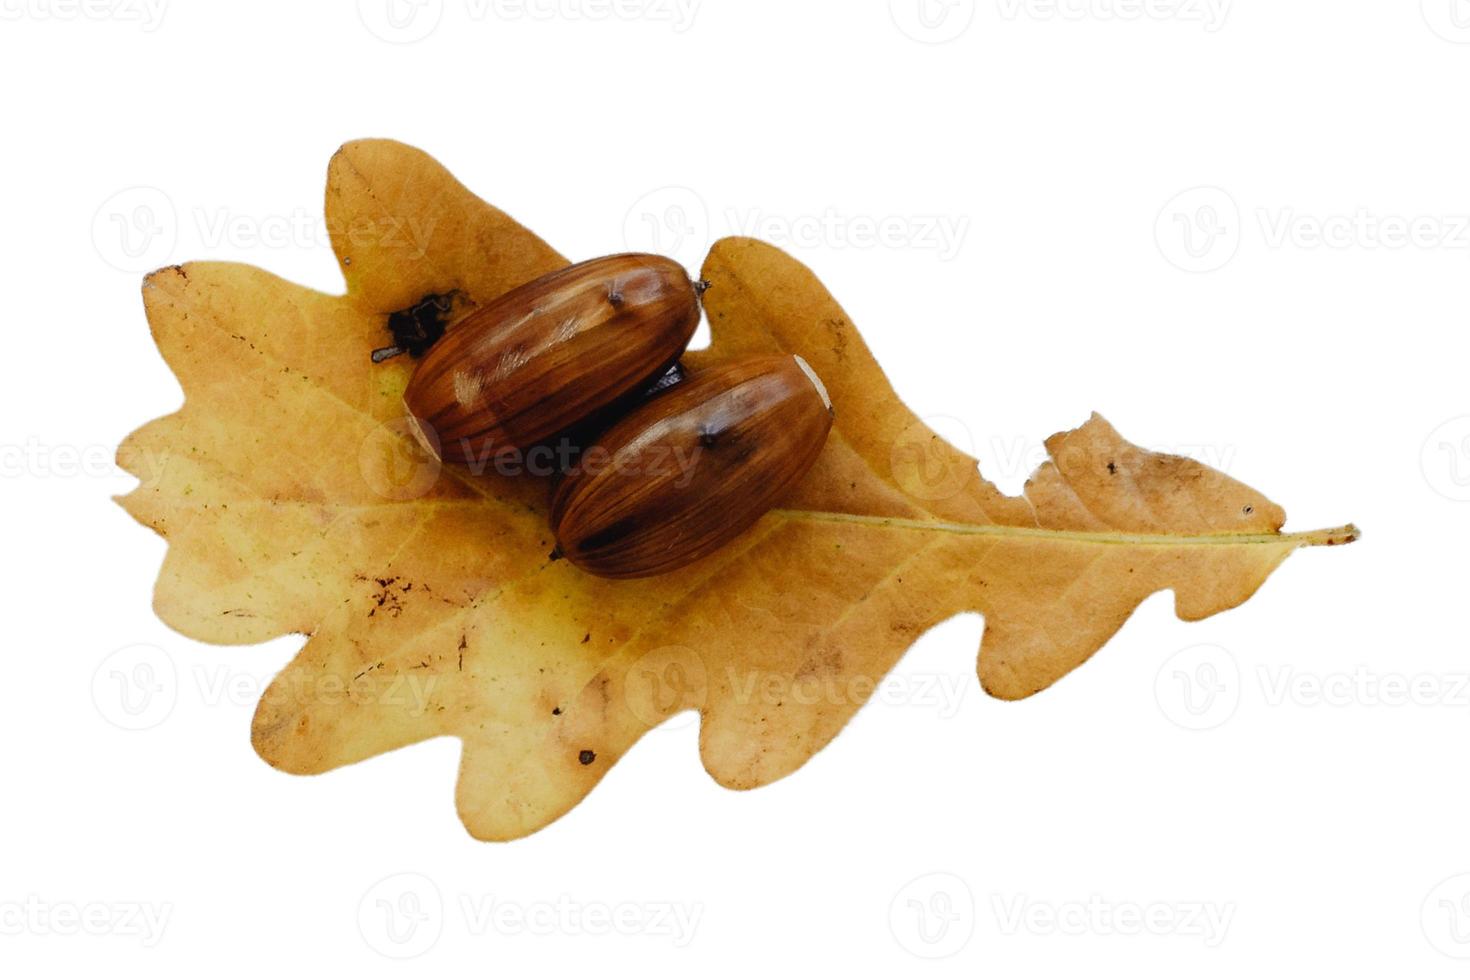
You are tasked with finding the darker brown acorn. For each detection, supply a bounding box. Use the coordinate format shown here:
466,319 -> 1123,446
550,354 -> 834,579
402,254 -> 703,463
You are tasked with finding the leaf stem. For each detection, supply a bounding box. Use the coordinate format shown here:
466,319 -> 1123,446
770,510 -> 1360,549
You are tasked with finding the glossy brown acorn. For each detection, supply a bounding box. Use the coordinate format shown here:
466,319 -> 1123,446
550,354 -> 834,579
402,254 -> 702,464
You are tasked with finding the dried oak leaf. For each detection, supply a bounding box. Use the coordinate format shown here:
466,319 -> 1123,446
116,139 -> 1357,840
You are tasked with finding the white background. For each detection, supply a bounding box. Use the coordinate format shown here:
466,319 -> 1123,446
2,0 -> 1467,975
